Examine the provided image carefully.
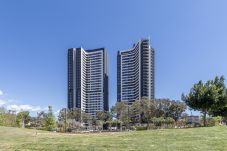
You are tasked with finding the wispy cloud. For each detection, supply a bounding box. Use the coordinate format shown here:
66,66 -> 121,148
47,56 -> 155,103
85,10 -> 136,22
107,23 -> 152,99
0,99 -> 6,106
0,90 -> 3,96
54,109 -> 60,117
0,89 -> 56,116
0,93 -> 46,113
6,104 -> 42,112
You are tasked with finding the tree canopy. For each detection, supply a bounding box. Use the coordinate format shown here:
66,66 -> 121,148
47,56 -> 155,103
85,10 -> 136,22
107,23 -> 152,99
44,106 -> 56,131
182,76 -> 227,126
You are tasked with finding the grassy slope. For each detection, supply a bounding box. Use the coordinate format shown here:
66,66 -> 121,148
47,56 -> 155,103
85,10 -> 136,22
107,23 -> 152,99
0,126 -> 227,151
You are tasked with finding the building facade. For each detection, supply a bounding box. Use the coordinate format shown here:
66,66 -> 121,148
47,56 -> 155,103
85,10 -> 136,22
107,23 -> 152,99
68,47 -> 108,116
117,38 -> 155,104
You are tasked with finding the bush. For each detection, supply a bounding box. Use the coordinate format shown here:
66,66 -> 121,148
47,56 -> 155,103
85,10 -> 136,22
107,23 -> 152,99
148,124 -> 156,129
152,117 -> 165,127
186,122 -> 201,128
36,127 -> 47,131
212,116 -> 222,125
135,126 -> 147,131
206,116 -> 222,127
129,126 -> 136,131
206,118 -> 216,127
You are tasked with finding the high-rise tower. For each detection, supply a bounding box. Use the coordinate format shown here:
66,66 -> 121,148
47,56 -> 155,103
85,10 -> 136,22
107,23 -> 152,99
117,38 -> 155,104
68,47 -> 108,116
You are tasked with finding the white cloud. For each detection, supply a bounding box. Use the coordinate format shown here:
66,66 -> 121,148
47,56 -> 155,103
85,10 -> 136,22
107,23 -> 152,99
0,90 -> 3,96
6,104 -> 42,112
0,91 -> 49,115
43,107 -> 49,111
54,109 -> 60,117
0,99 -> 6,106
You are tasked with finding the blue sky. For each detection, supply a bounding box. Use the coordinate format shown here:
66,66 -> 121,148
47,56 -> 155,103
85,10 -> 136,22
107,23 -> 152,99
0,0 -> 227,115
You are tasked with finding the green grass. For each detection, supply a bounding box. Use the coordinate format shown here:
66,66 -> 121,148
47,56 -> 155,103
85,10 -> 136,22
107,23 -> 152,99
0,126 -> 227,151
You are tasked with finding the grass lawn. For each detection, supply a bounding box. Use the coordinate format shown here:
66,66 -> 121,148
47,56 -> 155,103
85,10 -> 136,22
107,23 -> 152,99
0,126 -> 227,151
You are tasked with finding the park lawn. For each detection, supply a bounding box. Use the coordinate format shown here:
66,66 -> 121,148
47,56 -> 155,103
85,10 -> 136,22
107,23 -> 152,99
0,126 -> 227,151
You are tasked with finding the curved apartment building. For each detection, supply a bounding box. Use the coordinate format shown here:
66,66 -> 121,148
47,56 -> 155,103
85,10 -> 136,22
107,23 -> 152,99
117,38 -> 155,104
68,47 -> 108,116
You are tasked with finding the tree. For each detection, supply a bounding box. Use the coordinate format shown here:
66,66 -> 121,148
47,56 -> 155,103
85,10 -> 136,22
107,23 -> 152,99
209,76 -> 227,119
153,99 -> 165,118
130,98 -> 156,125
36,111 -> 46,129
130,100 -> 143,124
0,107 -> 6,126
81,111 -> 92,126
182,76 -> 227,126
166,101 -> 186,121
155,99 -> 171,118
16,111 -> 30,128
142,99 -> 156,126
165,117 -> 175,128
210,107 -> 227,124
151,117 -> 165,128
29,116 -> 38,128
67,108 -> 81,122
3,110 -> 17,127
44,106 -> 56,131
96,111 -> 112,130
111,101 -> 130,130
58,108 -> 69,132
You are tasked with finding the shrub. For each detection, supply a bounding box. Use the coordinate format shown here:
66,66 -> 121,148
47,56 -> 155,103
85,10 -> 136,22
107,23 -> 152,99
135,126 -> 147,131
152,117 -> 165,128
129,126 -> 136,131
186,122 -> 201,128
206,116 -> 222,127
206,118 -> 216,127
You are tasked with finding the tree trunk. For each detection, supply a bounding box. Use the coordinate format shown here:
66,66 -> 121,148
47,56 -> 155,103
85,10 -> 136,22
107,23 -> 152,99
64,108 -> 67,133
203,111 -> 207,127
22,119 -> 25,128
120,122 -> 122,131
139,114 -> 141,126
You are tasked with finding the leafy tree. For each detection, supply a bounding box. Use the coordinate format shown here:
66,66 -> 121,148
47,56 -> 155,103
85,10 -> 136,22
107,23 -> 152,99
130,98 -> 157,125
153,100 -> 165,118
58,108 -> 97,131
182,76 -> 227,126
96,111 -> 112,130
58,108 -> 68,122
151,117 -> 165,128
29,116 -> 38,128
109,119 -> 118,128
0,107 -> 6,124
67,108 -> 81,122
155,99 -> 171,117
166,101 -> 186,121
165,117 -> 175,128
36,111 -> 46,128
142,99 -> 156,126
16,111 -> 30,128
209,76 -> 227,119
130,100 -> 143,124
0,107 -> 6,126
44,106 -> 56,131
81,111 -> 92,125
3,110 -> 17,127
58,108 -> 69,132
155,99 -> 186,121
96,111 -> 112,122
111,101 -> 130,130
